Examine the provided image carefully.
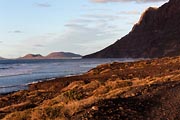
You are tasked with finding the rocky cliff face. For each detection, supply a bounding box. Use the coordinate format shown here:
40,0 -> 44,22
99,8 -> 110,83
84,0 -> 180,58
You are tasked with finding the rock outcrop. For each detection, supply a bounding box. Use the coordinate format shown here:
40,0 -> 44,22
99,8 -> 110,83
84,0 -> 180,58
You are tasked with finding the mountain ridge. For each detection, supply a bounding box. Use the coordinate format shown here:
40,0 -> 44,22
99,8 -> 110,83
45,52 -> 81,59
0,57 -> 5,60
19,52 -> 82,59
19,54 -> 44,59
84,0 -> 180,58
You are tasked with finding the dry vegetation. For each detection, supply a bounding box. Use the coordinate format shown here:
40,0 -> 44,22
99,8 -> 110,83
1,56 -> 180,119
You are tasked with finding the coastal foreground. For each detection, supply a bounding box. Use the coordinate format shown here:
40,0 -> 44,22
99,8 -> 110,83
0,56 -> 180,119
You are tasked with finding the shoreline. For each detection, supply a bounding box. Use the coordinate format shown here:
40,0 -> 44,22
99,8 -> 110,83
0,58 -> 142,95
0,72 -> 91,95
0,56 -> 177,95
0,56 -> 180,119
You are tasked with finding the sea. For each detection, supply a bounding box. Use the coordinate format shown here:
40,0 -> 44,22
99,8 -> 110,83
0,58 -> 136,94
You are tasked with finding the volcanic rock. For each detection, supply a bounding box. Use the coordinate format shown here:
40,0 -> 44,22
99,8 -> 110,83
84,0 -> 180,58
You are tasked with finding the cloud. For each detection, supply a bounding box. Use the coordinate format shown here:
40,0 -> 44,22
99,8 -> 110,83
82,7 -> 112,12
69,19 -> 94,24
64,24 -> 87,29
90,0 -> 167,3
83,14 -> 120,20
118,10 -> 140,15
35,3 -> 51,7
52,12 -> 128,55
9,30 -> 23,33
64,13 -> 125,31
54,25 -> 119,55
34,44 -> 44,47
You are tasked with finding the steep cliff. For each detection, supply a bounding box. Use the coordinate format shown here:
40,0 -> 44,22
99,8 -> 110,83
84,0 -> 180,58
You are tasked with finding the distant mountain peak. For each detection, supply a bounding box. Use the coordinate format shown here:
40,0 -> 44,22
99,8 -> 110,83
26,54 -> 42,57
20,54 -> 43,59
19,52 -> 81,59
0,56 -> 5,60
45,52 -> 82,59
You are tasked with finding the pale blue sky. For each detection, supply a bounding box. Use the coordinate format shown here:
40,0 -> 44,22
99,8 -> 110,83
0,0 -> 168,58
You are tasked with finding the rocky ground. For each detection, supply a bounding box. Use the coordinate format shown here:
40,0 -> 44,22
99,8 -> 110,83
0,56 -> 180,120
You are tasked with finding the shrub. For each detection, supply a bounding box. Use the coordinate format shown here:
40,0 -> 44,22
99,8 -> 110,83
45,106 -> 62,119
63,90 -> 83,101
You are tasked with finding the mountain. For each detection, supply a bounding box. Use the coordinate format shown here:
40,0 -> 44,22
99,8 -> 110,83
19,52 -> 82,59
84,0 -> 180,58
19,54 -> 44,59
0,57 -> 5,60
45,52 -> 82,59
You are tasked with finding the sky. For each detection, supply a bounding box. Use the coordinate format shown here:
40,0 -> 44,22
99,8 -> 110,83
0,0 -> 168,58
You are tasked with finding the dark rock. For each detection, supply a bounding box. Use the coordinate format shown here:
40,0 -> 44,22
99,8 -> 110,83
84,0 -> 180,58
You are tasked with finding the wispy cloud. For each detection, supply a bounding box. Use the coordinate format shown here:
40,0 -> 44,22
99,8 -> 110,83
82,7 -> 112,12
118,10 -> 140,15
35,3 -> 51,7
56,11 -> 129,55
9,30 -> 23,33
34,44 -> 44,47
64,24 -> 87,29
70,19 -> 94,24
82,14 -> 122,22
90,0 -> 167,3
56,24 -> 119,55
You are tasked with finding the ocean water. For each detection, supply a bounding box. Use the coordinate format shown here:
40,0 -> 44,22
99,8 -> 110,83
0,58 -> 135,94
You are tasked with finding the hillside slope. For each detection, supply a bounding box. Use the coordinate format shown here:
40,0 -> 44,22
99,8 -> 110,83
84,0 -> 180,58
